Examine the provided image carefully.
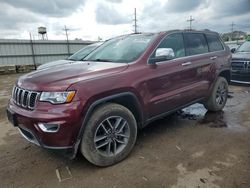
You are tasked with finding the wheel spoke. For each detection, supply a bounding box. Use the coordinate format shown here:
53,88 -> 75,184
114,117 -> 123,130
220,95 -> 224,104
94,135 -> 107,143
101,123 -> 108,134
221,90 -> 227,95
106,141 -> 111,155
116,133 -> 129,138
117,121 -> 127,133
106,119 -> 113,130
115,138 -> 126,144
216,97 -> 220,104
96,140 -> 109,149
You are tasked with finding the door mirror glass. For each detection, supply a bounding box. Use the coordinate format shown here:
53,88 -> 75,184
155,48 -> 175,59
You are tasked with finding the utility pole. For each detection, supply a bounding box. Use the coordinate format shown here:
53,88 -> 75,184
187,15 -> 195,30
230,22 -> 235,41
29,33 -> 37,70
133,8 -> 138,33
63,25 -> 70,55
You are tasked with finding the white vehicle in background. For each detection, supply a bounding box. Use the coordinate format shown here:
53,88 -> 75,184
37,42 -> 103,70
225,40 -> 245,51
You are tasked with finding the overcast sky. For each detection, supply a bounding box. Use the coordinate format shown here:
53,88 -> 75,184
0,0 -> 249,41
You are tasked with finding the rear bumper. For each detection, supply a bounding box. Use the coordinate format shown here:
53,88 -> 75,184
7,99 -> 85,149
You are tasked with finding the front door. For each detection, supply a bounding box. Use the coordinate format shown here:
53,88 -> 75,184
145,32 -> 199,118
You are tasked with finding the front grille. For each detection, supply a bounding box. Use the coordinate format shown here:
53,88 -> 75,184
12,86 -> 39,110
231,60 -> 250,72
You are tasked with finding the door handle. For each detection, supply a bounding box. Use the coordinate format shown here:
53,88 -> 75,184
210,56 -> 218,60
181,62 -> 192,66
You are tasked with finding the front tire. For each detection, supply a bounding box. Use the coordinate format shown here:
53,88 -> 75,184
81,103 -> 137,166
204,77 -> 228,112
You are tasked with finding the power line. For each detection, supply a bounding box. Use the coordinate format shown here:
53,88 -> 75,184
187,15 -> 195,30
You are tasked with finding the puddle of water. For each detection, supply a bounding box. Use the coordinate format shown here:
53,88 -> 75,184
177,104 -> 228,128
199,111 -> 227,128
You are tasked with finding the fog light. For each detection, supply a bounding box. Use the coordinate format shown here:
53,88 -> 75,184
38,123 -> 60,133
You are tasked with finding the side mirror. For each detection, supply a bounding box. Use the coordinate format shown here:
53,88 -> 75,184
148,48 -> 175,64
155,48 -> 175,59
231,48 -> 236,53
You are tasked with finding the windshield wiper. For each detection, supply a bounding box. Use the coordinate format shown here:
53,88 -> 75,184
88,58 -> 113,62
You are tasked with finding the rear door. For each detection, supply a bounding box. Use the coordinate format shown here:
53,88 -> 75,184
205,33 -> 228,82
183,32 -> 213,99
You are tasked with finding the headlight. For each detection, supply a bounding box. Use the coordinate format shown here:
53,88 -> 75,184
39,91 -> 75,104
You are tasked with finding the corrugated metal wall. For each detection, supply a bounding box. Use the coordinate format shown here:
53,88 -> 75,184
0,39 -> 95,66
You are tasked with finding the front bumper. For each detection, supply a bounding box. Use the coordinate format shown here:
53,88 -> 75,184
7,98 -> 85,149
231,71 -> 250,84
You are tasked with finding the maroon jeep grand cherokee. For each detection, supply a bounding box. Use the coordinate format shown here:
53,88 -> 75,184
7,30 -> 231,166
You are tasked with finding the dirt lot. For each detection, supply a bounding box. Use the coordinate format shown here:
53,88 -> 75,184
0,74 -> 250,188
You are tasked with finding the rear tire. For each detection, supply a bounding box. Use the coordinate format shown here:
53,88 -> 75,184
81,103 -> 137,166
204,77 -> 228,112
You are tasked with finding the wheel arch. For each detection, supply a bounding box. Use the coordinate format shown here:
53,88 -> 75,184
72,92 -> 144,158
218,69 -> 231,84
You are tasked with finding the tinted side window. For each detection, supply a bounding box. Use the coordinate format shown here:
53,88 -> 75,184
206,34 -> 224,52
184,33 -> 209,56
155,33 -> 185,58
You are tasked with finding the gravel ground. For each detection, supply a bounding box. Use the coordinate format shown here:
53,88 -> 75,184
0,74 -> 250,188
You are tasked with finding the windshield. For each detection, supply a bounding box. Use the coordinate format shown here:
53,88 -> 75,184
68,44 -> 99,61
84,34 -> 156,63
237,41 -> 250,52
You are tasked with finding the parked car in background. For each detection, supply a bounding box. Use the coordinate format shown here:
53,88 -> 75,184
7,30 -> 231,166
226,43 -> 241,51
225,40 -> 244,51
231,40 -> 250,84
37,42 -> 103,70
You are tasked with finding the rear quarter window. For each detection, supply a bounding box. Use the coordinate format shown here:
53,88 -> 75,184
206,34 -> 224,52
184,33 -> 209,56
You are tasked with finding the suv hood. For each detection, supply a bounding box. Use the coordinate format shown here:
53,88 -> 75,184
37,60 -> 75,70
232,52 -> 250,61
17,61 -> 128,91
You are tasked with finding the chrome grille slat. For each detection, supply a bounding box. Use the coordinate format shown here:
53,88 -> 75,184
21,89 -> 25,106
15,87 -> 18,102
231,61 -> 250,72
12,87 -> 16,102
18,90 -> 23,105
27,92 -> 31,108
15,88 -> 19,104
22,91 -> 29,107
17,88 -> 21,105
11,86 -> 39,110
